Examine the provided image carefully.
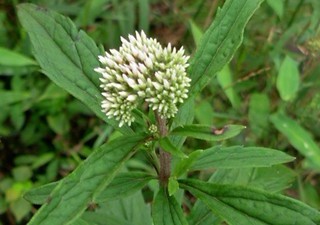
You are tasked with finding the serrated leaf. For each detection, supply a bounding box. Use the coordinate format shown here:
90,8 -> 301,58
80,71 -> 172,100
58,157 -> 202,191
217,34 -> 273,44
270,112 -> 320,169
180,179 -> 320,225
276,55 -> 300,101
171,124 -> 245,142
17,3 -> 132,134
188,165 -> 295,225
188,0 -> 264,97
27,134 -> 146,225
152,187 -> 188,225
210,165 -> 296,193
159,137 -> 187,158
24,172 -> 154,205
173,0 -> 263,148
191,145 -> 295,170
0,47 -> 37,66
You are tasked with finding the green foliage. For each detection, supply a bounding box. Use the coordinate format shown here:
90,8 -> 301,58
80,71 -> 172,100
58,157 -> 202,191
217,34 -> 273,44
28,134 -> 146,225
187,0 -> 264,97
171,124 -> 246,141
270,112 -> 320,170
180,179 -> 320,225
17,3 -> 132,134
191,145 -> 295,170
276,55 -> 300,101
152,187 -> 188,225
1,0 -> 320,224
0,47 -> 36,67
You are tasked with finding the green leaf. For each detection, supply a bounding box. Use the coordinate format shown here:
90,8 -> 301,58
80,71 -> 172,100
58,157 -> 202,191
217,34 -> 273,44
24,182 -> 58,205
171,98 -> 195,148
138,0 -> 150,33
192,146 -> 295,170
188,0 -> 264,97
189,165 -> 295,225
248,93 -> 270,137
25,172 -> 154,205
12,166 -> 33,182
0,91 -> 31,107
0,47 -> 37,66
189,20 -> 203,47
266,0 -> 284,18
78,191 -> 152,225
97,172 -> 155,202
46,114 -> 70,135
210,165 -> 296,193
10,198 -> 32,222
276,55 -> 300,101
159,137 -> 187,158
180,179 -> 320,225
152,187 -> 188,225
217,65 -> 241,109
171,124 -> 245,142
27,134 -> 146,225
17,3 -> 132,134
75,0 -> 111,26
188,201 -> 221,225
173,150 -> 203,177
31,153 -> 55,169
168,177 -> 179,196
194,101 -> 214,125
270,112 -> 320,169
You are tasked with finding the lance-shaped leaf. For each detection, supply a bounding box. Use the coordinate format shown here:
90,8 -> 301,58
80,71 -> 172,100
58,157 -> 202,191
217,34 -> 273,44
191,146 -> 295,170
27,134 -> 146,225
270,112 -> 320,169
24,172 -> 154,205
180,179 -> 320,225
188,0 -> 264,97
187,165 -> 296,225
171,124 -> 245,142
152,187 -> 188,225
17,3 -> 132,133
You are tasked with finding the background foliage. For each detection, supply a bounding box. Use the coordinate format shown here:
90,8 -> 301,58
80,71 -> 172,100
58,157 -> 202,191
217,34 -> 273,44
0,0 -> 319,224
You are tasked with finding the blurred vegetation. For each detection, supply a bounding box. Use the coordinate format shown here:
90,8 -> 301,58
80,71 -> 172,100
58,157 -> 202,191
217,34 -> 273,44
0,0 -> 319,224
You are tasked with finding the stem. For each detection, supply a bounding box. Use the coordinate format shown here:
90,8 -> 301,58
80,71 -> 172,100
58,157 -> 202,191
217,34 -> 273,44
155,112 -> 171,186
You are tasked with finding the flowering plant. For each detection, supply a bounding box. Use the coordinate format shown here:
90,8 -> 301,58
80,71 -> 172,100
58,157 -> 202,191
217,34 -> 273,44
17,1 -> 320,225
95,31 -> 190,127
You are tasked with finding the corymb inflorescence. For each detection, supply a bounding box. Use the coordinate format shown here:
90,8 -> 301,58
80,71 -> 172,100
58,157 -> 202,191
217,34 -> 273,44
94,31 -> 190,127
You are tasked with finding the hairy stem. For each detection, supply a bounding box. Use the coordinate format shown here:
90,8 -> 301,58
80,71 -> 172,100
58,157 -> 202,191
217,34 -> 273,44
155,113 -> 171,186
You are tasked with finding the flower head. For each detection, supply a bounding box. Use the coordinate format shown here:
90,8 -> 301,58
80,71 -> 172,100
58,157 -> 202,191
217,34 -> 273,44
95,31 -> 190,127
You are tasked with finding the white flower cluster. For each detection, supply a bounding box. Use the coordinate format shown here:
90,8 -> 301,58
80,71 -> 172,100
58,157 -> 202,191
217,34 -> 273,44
94,31 -> 190,127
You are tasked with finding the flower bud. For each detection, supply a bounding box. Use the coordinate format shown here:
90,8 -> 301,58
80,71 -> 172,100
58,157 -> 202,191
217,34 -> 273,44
95,31 -> 190,127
